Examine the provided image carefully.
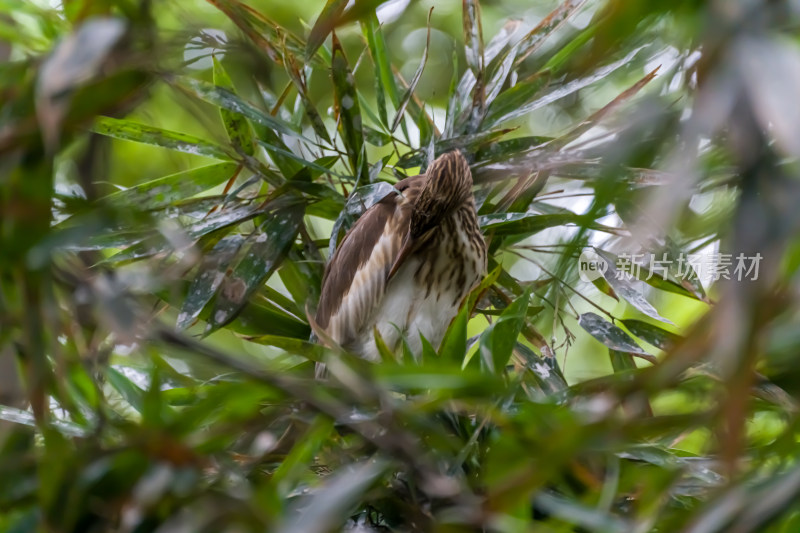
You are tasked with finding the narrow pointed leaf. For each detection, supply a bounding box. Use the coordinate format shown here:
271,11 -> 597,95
176,76 -> 305,141
306,0 -> 348,61
621,319 -> 680,351
213,56 -> 255,155
594,248 -> 675,325
515,0 -> 588,66
439,304 -> 468,364
92,116 -> 232,160
207,205 -> 304,331
105,162 -> 239,210
479,290 -> 530,373
362,14 -> 401,128
276,459 -> 388,533
487,46 -> 645,127
578,312 -> 654,360
177,235 -> 245,329
390,8 -> 432,132
331,32 -> 368,182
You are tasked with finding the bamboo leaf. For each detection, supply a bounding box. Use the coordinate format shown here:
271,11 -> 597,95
105,162 -> 239,210
578,312 -> 654,361
486,46 -> 646,127
306,0 -> 348,61
175,77 -> 305,142
479,290 -> 530,373
92,116 -> 232,160
331,32 -> 368,182
362,14 -> 401,129
390,8 -> 432,133
439,304 -> 468,365
206,204 -> 304,331
594,248 -> 675,325
177,235 -> 245,330
212,56 -> 255,156
621,319 -> 681,351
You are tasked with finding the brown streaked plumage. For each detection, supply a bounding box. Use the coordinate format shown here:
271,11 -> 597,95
316,151 -> 487,361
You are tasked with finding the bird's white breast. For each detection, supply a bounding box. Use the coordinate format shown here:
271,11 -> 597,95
356,213 -> 484,361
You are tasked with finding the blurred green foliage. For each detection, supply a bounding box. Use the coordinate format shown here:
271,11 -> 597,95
3,0 -> 800,531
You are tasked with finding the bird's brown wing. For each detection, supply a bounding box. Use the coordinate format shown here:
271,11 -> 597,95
316,176 -> 423,348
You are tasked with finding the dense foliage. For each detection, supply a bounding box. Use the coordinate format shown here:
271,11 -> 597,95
3,0 -> 800,531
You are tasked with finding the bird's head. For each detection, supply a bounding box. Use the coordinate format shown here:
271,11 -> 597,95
410,150 -> 474,238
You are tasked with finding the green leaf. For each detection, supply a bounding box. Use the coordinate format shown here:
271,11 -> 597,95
213,56 -> 255,156
105,162 -> 239,210
593,248 -> 674,325
578,312 -> 654,361
515,342 -> 568,394
621,319 -> 681,351
175,76 -> 305,142
92,116 -> 232,160
276,459 -> 388,533
390,9 -> 432,133
272,417 -> 335,496
483,72 -> 550,127
228,300 -> 311,339
479,290 -> 530,373
362,14 -> 401,129
306,0 -> 348,61
177,235 -> 245,330
487,46 -> 645,127
331,32 -> 368,183
206,204 -> 304,331
609,349 -> 637,373
106,366 -> 145,414
439,304 -> 468,365
515,0 -> 588,66
247,335 -> 324,361
284,49 -> 332,142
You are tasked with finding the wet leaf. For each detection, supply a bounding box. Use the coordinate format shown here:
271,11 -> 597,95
578,312 -> 654,360
207,0 -> 306,65
175,76 -> 304,142
92,116 -> 232,160
0,405 -> 86,437
396,128 -> 512,169
594,248 -> 675,326
486,46 -> 645,127
177,235 -> 245,330
483,71 -> 550,127
515,0 -> 588,66
213,56 -> 255,156
515,343 -> 568,394
207,204 -> 304,331
331,32 -> 368,182
621,319 -> 680,351
105,162 -> 239,210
